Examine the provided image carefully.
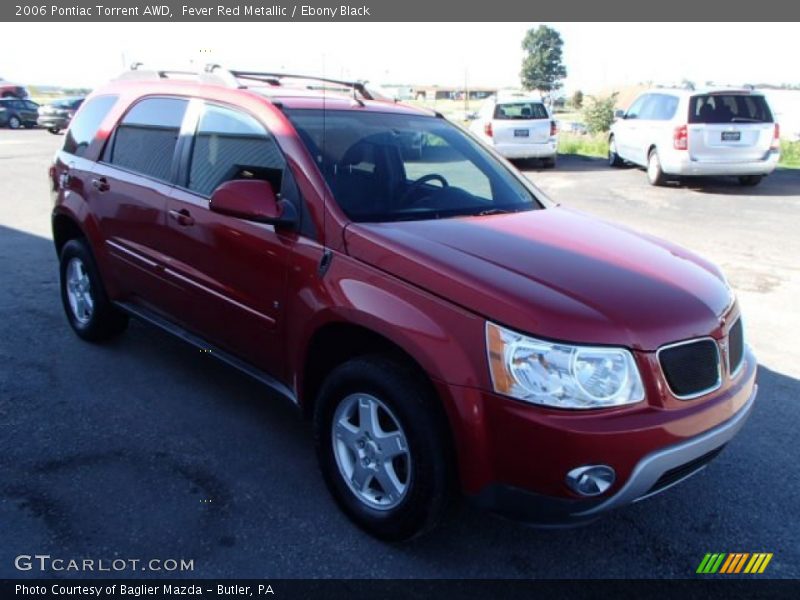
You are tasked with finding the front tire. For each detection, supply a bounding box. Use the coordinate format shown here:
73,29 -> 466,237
647,149 -> 666,186
59,238 -> 128,342
314,355 -> 452,541
608,136 -> 623,167
48,127 -> 61,135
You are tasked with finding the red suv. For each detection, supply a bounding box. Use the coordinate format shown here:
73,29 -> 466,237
50,66 -> 757,540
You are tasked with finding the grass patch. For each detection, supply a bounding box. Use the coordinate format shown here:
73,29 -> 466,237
780,140 -> 800,168
558,132 -> 608,159
558,133 -> 800,169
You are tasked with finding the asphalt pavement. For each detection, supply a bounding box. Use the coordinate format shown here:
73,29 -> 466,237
1,130 -> 798,578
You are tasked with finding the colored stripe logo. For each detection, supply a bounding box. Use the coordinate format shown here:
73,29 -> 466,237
696,553 -> 773,574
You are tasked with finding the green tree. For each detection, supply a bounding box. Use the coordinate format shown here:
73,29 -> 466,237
582,93 -> 619,134
520,25 -> 567,93
571,90 -> 584,109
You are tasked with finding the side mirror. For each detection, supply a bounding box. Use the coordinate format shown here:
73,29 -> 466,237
614,109 -> 626,119
209,179 -> 297,229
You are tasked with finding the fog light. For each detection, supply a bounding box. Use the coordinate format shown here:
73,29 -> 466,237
566,465 -> 615,496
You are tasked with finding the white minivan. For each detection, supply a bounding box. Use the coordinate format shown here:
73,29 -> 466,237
471,94 -> 558,167
609,88 -> 780,186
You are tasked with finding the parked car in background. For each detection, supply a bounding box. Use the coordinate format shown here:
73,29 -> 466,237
559,120 -> 588,135
609,88 -> 780,186
38,96 -> 85,134
471,94 -> 558,167
0,80 -> 29,98
0,97 -> 39,128
49,67 -> 756,540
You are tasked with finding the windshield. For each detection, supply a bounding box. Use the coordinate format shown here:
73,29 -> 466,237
284,109 -> 541,222
688,94 -> 773,124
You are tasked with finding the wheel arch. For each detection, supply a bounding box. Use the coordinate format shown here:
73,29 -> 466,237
300,321 -> 438,420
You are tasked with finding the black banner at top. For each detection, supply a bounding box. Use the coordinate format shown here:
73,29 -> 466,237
3,0 -> 800,21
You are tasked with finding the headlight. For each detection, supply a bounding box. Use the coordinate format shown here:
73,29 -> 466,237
486,322 -> 645,409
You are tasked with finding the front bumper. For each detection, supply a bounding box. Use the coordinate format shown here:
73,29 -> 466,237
494,140 -> 557,160
38,116 -> 70,129
661,151 -> 779,176
470,383 -> 756,526
442,343 -> 757,526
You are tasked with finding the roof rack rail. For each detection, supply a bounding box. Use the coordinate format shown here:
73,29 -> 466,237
229,70 -> 375,100
115,63 -> 241,88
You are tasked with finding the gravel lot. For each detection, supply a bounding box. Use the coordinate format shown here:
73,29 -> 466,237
1,129 -> 798,579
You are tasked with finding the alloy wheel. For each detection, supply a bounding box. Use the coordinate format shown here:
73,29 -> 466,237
331,393 -> 411,510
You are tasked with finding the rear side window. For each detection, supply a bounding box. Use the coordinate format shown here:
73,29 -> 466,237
63,95 -> 118,157
188,103 -> 285,197
689,94 -> 773,124
110,97 -> 188,181
494,102 -> 548,120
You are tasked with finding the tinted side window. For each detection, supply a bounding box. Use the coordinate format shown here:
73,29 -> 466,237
188,103 -> 285,197
111,97 -> 187,181
63,95 -> 118,158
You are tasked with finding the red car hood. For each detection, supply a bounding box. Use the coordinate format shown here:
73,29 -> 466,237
344,207 -> 733,351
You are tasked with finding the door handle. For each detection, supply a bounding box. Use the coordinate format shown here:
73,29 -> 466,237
91,177 -> 110,192
168,208 -> 195,227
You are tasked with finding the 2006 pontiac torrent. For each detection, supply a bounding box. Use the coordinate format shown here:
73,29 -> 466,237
50,66 -> 756,540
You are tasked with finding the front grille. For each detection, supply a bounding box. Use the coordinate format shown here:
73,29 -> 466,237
659,338 -> 721,399
647,445 -> 726,496
728,318 -> 744,376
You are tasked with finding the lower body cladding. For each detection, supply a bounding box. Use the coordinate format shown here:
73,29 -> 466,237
440,348 -> 757,526
660,150 -> 779,177
494,140 -> 557,160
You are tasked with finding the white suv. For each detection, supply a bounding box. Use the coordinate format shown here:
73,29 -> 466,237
470,94 -> 558,167
609,88 -> 780,186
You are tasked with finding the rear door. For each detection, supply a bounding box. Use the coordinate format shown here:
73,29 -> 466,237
491,101 -> 552,145
91,96 -> 189,316
635,93 -> 679,164
164,100 -> 294,375
687,93 -> 775,163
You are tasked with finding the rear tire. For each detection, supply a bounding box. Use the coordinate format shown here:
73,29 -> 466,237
48,127 -> 61,135
8,116 -> 20,129
541,156 -> 557,169
59,238 -> 128,342
608,136 -> 623,167
738,175 -> 763,187
647,149 -> 666,186
313,355 -> 452,541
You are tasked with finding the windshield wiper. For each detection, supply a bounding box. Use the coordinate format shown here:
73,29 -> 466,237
474,208 -> 514,216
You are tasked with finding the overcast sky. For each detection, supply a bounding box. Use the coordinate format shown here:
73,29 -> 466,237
1,22 -> 797,92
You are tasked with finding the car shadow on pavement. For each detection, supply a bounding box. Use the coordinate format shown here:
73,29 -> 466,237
518,154 -> 617,173
677,168 -> 800,197
1,222 -> 798,578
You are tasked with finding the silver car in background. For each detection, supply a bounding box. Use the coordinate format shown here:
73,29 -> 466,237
609,88 -> 780,186
471,94 -> 558,167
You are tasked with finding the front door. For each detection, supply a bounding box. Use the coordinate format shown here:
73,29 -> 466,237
163,101 -> 293,377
